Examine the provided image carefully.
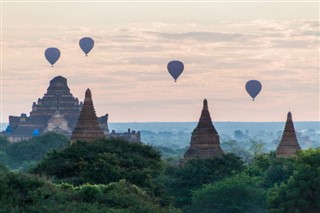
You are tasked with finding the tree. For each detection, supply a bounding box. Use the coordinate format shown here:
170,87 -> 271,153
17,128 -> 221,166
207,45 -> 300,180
32,139 -> 162,189
249,139 -> 265,156
2,133 -> 69,170
268,149 -> 320,213
189,173 -> 267,213
0,163 -> 9,173
0,171 -> 180,213
221,140 -> 253,163
0,135 -> 9,149
234,130 -> 245,140
246,153 -> 295,188
158,154 -> 245,208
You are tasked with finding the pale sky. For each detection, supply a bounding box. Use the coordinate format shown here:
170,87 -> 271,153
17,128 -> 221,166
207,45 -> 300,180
1,1 -> 319,123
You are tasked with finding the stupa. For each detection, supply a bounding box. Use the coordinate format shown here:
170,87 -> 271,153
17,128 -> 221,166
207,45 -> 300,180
70,89 -> 105,143
4,76 -> 109,142
183,99 -> 223,161
4,76 -> 140,143
276,112 -> 301,157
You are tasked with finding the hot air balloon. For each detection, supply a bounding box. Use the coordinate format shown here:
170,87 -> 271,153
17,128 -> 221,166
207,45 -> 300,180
45,47 -> 60,67
245,80 -> 262,101
79,37 -> 94,56
167,60 -> 184,82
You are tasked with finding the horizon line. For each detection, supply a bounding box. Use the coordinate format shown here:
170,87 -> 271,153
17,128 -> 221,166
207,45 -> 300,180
95,120 -> 320,123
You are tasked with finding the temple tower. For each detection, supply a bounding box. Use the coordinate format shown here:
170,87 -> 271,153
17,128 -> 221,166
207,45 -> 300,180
70,89 -> 105,143
183,99 -> 223,161
276,111 -> 301,157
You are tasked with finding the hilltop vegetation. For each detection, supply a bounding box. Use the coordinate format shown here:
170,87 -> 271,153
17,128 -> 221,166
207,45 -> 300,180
158,154 -> 245,208
0,134 -> 319,212
0,133 -> 69,171
32,139 -> 162,188
0,171 -> 178,213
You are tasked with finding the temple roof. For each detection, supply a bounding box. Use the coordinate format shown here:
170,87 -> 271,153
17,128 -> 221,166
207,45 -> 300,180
183,99 -> 223,161
46,76 -> 71,96
49,76 -> 67,87
194,99 -> 218,134
70,88 -> 105,143
276,111 -> 301,157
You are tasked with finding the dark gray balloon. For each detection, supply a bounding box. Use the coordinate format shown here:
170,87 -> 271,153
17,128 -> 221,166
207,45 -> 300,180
245,80 -> 262,101
79,37 -> 94,56
167,60 -> 184,82
45,47 -> 60,67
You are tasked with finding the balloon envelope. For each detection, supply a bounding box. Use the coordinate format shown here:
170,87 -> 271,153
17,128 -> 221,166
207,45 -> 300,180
245,80 -> 262,101
79,37 -> 94,56
167,60 -> 184,82
45,47 -> 60,67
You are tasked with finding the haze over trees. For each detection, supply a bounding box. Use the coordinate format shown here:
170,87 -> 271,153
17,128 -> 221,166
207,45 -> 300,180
0,133 -> 69,171
0,133 -> 319,212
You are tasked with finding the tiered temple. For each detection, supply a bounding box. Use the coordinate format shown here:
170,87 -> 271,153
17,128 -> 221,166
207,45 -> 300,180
70,89 -> 105,143
276,112 -> 301,157
5,76 -> 84,142
183,99 -> 223,161
4,76 -> 140,143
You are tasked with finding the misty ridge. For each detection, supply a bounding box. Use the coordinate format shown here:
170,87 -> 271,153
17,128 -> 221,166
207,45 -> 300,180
2,121 -> 319,151
109,121 -> 319,148
92,121 -> 319,147
2,121 -> 318,148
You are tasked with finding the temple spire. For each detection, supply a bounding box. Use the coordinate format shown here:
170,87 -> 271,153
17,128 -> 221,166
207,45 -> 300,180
183,99 -> 223,161
85,88 -> 92,99
196,99 -> 218,133
203,99 -> 208,110
70,88 -> 105,143
287,111 -> 292,121
276,111 -> 301,157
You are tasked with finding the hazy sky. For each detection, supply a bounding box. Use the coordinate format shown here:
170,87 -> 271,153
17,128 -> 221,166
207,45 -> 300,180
1,1 -> 319,123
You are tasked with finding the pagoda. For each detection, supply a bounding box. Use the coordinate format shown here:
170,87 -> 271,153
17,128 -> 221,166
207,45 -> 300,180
70,89 -> 105,143
183,99 -> 223,161
276,112 -> 301,157
5,76 -> 109,142
4,76 -> 141,143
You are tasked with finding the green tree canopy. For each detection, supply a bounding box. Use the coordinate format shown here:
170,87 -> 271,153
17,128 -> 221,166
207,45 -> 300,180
189,173 -> 267,213
246,153 -> 296,188
0,171 -> 179,213
32,139 -> 162,188
268,149 -> 320,213
158,153 -> 245,208
1,133 -> 69,170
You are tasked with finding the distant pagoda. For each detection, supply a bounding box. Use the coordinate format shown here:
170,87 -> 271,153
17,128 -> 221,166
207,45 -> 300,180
276,111 -> 301,157
4,76 -> 109,142
183,99 -> 223,161
70,89 -> 105,143
4,76 -> 140,143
